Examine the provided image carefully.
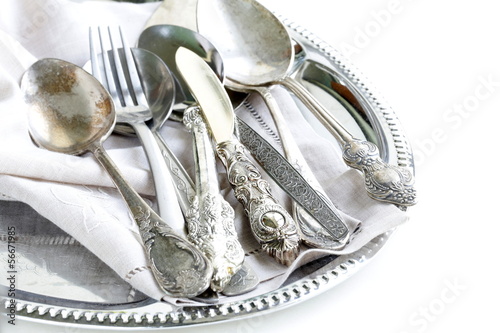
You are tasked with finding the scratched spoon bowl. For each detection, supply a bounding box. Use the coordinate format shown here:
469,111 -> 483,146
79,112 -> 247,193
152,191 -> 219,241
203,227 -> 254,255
21,58 -> 213,298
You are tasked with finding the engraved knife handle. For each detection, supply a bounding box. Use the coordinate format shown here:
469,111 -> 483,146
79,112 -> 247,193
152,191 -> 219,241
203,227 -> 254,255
92,144 -> 212,297
183,107 -> 245,291
279,76 -> 417,207
216,138 -> 300,266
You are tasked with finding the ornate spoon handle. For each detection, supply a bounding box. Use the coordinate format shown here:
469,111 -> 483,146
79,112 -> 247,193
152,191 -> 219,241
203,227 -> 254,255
183,107 -> 245,291
91,142 -> 213,297
279,76 -> 417,206
216,138 -> 300,266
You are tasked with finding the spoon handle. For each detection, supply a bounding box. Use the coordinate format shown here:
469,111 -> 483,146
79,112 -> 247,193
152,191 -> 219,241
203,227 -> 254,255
183,107 -> 245,291
91,143 -> 212,297
216,138 -> 300,266
131,121 -> 186,234
279,76 -> 417,207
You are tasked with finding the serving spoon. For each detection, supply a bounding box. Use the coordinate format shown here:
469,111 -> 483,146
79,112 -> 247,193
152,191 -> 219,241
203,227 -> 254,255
21,58 -> 213,298
197,0 -> 416,207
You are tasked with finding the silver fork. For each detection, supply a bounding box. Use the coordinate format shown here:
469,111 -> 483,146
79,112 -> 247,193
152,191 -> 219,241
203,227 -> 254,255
89,26 -> 185,234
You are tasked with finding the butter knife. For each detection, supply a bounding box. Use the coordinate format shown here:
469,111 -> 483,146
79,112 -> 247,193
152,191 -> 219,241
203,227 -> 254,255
175,47 -> 300,266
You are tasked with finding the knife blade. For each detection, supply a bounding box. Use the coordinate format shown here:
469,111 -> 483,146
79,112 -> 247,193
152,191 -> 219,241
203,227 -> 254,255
175,47 -> 300,266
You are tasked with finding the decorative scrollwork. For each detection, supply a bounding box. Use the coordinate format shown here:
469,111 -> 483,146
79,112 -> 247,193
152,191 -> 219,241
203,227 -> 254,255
217,139 -> 300,266
342,139 -> 417,206
236,118 -> 348,240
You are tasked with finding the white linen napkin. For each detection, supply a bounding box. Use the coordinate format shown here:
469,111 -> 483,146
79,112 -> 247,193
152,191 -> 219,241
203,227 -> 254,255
0,0 -> 409,306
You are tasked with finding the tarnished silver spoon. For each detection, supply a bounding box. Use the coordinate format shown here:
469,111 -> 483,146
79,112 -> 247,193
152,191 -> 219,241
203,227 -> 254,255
197,0 -> 416,206
21,58 -> 213,298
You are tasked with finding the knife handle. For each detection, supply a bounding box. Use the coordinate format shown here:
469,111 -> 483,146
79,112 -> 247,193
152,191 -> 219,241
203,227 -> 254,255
216,139 -> 300,266
183,107 -> 245,291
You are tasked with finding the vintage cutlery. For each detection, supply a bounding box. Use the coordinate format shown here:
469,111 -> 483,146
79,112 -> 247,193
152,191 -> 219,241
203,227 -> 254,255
176,47 -> 301,266
89,26 -> 185,233
90,26 -> 245,294
183,107 -> 245,291
95,40 -> 259,295
197,0 -> 416,207
138,25 -> 352,248
21,58 -> 213,298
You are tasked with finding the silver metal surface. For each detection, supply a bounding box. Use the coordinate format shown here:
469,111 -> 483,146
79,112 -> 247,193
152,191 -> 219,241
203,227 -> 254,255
1,19 -> 415,327
89,26 -> 186,232
236,117 -> 352,245
137,22 -> 347,248
21,57 -> 213,298
196,0 -> 416,207
113,35 -> 260,295
183,107 -> 245,292
175,47 -> 301,266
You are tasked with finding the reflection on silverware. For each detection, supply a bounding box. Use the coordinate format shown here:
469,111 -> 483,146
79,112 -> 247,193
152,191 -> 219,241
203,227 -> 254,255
21,57 -> 213,298
176,47 -> 300,266
197,0 -> 416,207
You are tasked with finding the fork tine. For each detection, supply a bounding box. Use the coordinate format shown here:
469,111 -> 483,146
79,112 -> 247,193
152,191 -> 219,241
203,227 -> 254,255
89,27 -> 102,83
95,26 -> 121,106
117,27 -> 149,107
107,26 -> 135,108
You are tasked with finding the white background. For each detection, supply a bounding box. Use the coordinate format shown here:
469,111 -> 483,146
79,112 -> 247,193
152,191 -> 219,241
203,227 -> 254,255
3,0 -> 499,332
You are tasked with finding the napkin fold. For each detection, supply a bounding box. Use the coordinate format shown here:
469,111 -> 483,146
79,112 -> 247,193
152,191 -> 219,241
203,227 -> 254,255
0,0 -> 408,305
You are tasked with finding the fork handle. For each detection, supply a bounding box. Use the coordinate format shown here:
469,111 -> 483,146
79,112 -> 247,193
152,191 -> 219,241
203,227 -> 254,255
131,121 -> 186,234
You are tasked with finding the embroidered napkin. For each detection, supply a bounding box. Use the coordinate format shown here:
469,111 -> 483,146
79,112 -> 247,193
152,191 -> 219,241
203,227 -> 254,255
0,0 -> 409,306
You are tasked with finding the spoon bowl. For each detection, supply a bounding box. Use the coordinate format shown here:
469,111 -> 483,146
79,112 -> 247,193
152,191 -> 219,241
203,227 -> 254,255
197,0 -> 293,86
23,58 -> 115,155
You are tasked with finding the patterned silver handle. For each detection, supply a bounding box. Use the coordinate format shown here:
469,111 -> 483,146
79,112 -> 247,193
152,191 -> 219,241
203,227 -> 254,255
280,76 -> 417,207
342,139 -> 416,206
92,144 -> 213,297
216,139 -> 300,266
183,107 -> 245,291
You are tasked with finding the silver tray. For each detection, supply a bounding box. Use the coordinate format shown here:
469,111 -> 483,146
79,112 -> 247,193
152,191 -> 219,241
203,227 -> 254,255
0,18 -> 414,328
